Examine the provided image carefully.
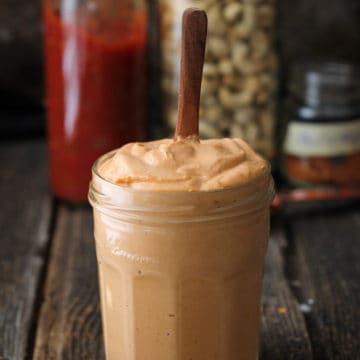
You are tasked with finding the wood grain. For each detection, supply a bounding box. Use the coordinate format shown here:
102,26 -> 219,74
175,8 -> 207,138
287,208 -> 360,359
33,205 -> 104,360
0,141 -> 52,360
261,220 -> 313,359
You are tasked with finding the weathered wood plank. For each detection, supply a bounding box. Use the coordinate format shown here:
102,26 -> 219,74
261,219 -> 313,359
33,205 -> 104,360
0,141 -> 52,360
288,207 -> 360,359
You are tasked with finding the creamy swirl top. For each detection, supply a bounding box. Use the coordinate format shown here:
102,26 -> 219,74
98,137 -> 268,191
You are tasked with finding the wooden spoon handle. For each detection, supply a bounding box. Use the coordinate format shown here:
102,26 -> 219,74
175,8 -> 208,139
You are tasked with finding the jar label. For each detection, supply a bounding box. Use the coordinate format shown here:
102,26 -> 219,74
284,119 -> 360,156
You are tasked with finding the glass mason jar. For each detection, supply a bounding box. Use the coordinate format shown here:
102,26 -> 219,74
159,0 -> 278,159
89,150 -> 274,359
281,62 -> 360,187
43,0 -> 148,202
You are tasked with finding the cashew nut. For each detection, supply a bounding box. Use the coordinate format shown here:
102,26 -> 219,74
207,36 -> 230,59
231,4 -> 256,39
251,30 -> 270,59
222,74 -> 244,89
201,77 -> 218,96
258,5 -> 275,28
207,4 -> 227,36
233,57 -> 266,74
203,63 -> 218,78
218,59 -> 233,76
202,106 -> 223,125
234,108 -> 256,125
231,42 -> 249,64
230,123 -> 245,139
219,87 -> 253,109
223,3 -> 243,23
244,122 -> 260,142
200,121 -> 223,139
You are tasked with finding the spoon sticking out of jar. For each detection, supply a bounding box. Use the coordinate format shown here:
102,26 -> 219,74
175,8 -> 208,139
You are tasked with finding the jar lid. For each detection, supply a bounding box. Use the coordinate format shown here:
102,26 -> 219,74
289,62 -> 360,108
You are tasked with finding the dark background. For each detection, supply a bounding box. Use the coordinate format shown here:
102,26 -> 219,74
1,0 -> 360,136
0,0 -> 43,107
278,0 -> 360,64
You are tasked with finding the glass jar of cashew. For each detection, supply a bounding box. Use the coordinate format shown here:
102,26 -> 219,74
159,0 -> 278,159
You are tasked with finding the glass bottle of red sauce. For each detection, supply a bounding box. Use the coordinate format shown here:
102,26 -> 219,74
44,0 -> 148,201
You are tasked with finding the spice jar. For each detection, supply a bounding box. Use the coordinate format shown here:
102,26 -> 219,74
281,62 -> 360,187
44,0 -> 148,202
159,0 -> 278,159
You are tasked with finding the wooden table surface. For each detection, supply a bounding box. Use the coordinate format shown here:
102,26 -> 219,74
0,140 -> 359,360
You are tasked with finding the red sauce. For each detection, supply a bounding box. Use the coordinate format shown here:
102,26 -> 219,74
44,6 -> 147,201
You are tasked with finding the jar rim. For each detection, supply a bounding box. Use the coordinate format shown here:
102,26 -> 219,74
88,149 -> 275,222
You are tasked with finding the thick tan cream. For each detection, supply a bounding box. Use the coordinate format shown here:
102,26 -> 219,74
99,137 -> 267,191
